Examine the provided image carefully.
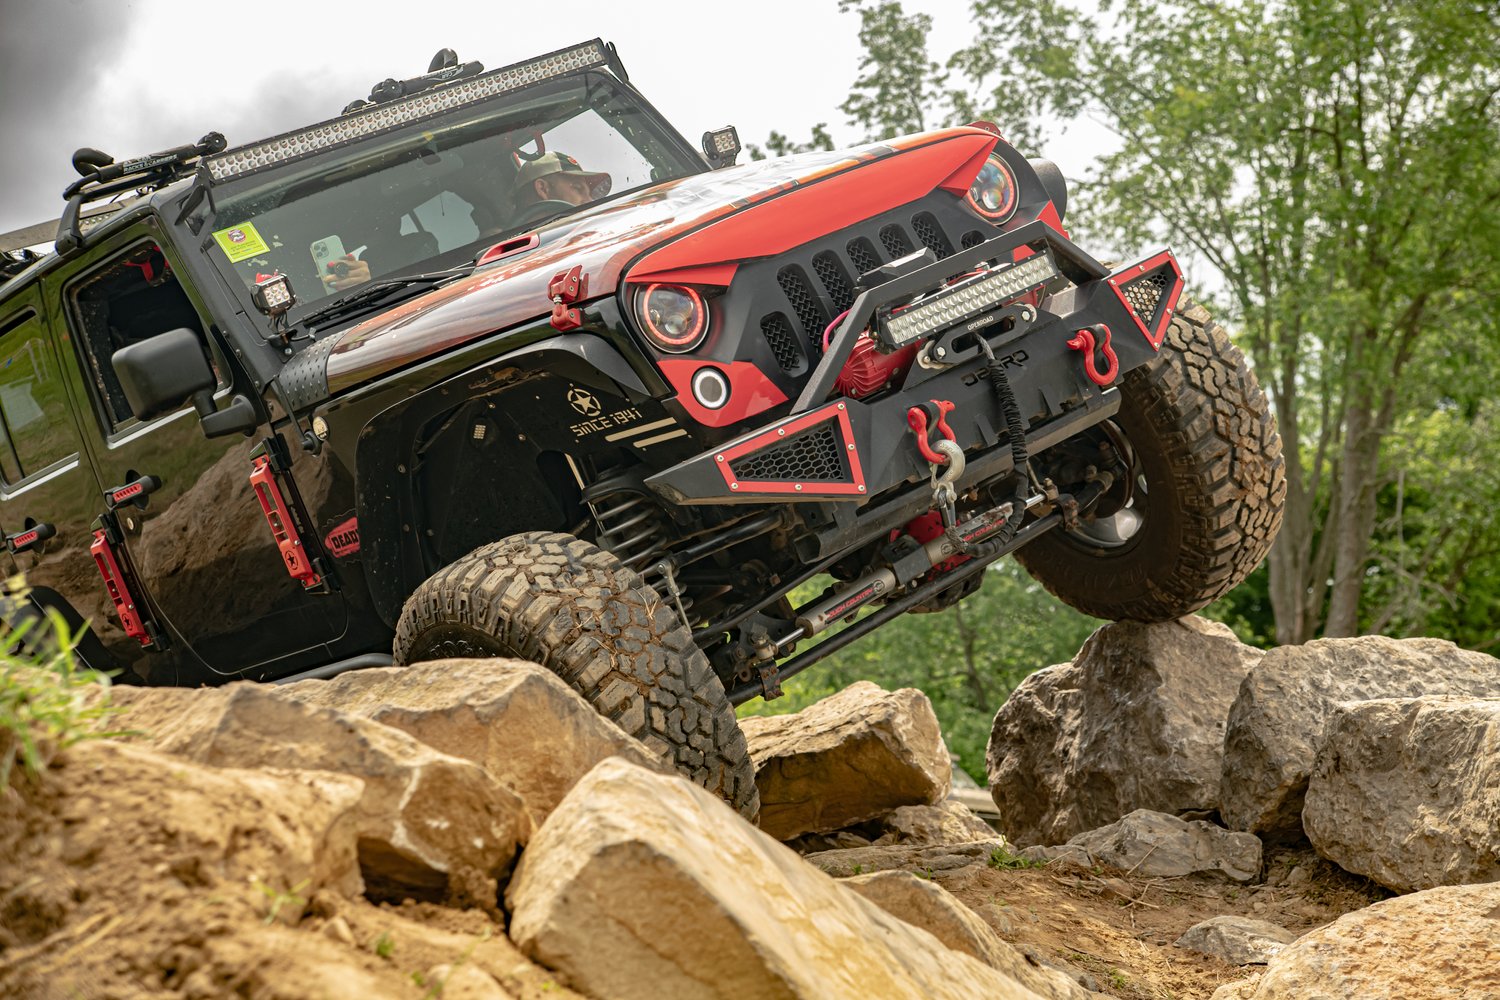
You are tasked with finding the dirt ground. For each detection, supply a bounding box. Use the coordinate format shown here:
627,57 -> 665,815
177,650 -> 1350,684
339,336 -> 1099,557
933,844 -> 1391,999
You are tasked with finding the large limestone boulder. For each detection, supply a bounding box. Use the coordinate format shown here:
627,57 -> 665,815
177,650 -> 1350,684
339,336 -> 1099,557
843,870 -> 1092,1000
741,681 -> 952,841
1302,697 -> 1500,893
505,757 -> 1045,1000
111,683 -> 528,910
1237,881 -> 1500,998
987,617 -> 1261,847
1220,636 -> 1500,839
280,659 -> 665,824
1066,809 -> 1262,882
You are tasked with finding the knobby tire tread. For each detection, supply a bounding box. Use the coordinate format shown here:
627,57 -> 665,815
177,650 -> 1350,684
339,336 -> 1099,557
393,531 -> 760,821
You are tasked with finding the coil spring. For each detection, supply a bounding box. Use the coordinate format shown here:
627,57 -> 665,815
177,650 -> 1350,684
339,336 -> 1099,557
588,490 -> 693,618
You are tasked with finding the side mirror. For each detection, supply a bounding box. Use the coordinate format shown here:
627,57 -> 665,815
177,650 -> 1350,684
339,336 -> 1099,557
112,329 -> 258,437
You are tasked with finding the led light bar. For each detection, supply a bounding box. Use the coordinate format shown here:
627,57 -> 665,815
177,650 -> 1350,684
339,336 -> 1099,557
202,40 -> 611,182
881,252 -> 1059,347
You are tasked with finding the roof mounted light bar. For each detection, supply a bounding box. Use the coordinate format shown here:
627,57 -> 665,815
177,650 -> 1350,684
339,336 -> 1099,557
202,39 -> 612,183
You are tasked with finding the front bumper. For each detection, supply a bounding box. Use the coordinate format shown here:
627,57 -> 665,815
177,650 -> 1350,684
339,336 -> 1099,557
646,223 -> 1183,512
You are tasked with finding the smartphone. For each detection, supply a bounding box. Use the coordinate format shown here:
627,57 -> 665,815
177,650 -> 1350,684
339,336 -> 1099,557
310,235 -> 347,282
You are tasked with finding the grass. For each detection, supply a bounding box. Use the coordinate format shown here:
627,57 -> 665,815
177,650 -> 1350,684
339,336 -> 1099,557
988,845 -> 1045,871
0,588 -> 130,789
373,931 -> 396,960
252,876 -> 310,926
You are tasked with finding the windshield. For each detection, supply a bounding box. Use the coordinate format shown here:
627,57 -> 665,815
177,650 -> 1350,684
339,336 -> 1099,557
202,72 -> 699,321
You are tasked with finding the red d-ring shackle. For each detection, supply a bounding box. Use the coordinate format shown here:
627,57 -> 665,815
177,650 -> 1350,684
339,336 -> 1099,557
1067,323 -> 1120,386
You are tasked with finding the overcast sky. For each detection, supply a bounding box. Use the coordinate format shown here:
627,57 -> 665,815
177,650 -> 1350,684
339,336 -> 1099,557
0,0 -> 1114,239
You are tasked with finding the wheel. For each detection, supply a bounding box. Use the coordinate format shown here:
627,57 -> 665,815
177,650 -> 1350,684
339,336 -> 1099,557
393,530 -> 760,821
1014,300 -> 1285,621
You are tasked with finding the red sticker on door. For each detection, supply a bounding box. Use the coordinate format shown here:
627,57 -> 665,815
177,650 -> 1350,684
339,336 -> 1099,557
323,516 -> 360,557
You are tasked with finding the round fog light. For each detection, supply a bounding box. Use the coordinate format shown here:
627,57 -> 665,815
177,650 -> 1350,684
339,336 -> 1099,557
691,367 -> 730,410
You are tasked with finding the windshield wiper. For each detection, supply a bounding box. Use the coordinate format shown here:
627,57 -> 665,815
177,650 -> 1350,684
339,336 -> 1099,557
299,271 -> 458,330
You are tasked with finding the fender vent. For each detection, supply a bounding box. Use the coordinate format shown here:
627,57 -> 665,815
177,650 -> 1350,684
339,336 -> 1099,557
777,265 -> 828,356
912,212 -> 953,259
760,313 -> 805,373
729,420 -> 846,483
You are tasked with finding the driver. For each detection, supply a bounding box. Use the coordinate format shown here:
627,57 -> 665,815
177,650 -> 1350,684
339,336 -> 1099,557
513,151 -> 611,217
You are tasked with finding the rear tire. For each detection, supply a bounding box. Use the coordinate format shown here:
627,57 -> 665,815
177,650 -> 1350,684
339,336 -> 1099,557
394,530 -> 760,821
1014,300 -> 1285,621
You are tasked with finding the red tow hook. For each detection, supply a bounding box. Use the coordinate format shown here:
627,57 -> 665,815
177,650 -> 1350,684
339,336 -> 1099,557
1067,323 -> 1120,386
906,399 -> 958,465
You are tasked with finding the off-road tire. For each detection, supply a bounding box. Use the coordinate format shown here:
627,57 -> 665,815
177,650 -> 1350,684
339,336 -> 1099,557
1014,300 -> 1285,621
393,530 -> 760,821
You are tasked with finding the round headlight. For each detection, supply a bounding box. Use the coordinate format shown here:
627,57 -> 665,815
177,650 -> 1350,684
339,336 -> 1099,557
966,154 -> 1018,222
636,283 -> 708,353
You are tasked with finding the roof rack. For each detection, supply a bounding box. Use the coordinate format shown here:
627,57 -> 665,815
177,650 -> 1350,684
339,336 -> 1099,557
55,132 -> 227,257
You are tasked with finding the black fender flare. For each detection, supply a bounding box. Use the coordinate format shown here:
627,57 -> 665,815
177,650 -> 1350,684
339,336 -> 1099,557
354,332 -> 652,626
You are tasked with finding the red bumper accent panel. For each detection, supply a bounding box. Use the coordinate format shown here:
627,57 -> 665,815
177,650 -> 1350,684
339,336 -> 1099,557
250,455 -> 323,588
90,529 -> 151,646
1106,250 -> 1184,350
713,401 -> 866,497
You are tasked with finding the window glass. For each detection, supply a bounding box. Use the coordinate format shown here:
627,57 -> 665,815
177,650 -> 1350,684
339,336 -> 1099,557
0,310 -> 67,483
67,243 -> 218,430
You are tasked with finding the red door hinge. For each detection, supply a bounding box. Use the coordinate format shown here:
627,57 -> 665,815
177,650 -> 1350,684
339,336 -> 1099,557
548,264 -> 588,332
89,521 -> 164,649
250,453 -> 324,589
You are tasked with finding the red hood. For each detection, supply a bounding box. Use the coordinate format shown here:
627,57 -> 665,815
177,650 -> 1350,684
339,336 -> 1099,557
325,126 -> 999,393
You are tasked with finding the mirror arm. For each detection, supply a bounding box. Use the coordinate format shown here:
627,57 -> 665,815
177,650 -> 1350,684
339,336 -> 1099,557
192,390 -> 259,438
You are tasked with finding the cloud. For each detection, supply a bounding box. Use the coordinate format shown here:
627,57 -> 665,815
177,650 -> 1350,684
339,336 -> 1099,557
0,0 -> 136,234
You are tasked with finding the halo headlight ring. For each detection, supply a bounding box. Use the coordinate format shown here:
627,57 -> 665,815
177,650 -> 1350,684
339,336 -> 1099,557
966,153 -> 1019,223
636,283 -> 708,353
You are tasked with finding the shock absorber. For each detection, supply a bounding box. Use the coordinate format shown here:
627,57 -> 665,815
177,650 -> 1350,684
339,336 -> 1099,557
584,482 -> 692,619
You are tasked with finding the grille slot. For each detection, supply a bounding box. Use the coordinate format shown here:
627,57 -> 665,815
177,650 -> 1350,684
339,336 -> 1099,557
961,230 -> 987,249
879,224 -> 913,259
777,265 -> 828,356
812,251 -> 855,313
1120,268 -> 1171,328
730,421 -> 847,483
846,237 -> 881,279
912,212 -> 953,259
760,313 -> 804,373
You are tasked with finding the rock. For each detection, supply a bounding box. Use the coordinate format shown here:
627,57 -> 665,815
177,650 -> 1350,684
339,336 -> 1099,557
844,870 -> 1092,1000
1174,916 -> 1296,965
741,681 -> 952,840
1302,697 -> 1500,893
987,617 -> 1262,847
506,758 -> 1044,1000
1017,844 -> 1096,867
280,659 -> 665,824
323,915 -> 356,946
1209,979 -> 1262,1000
1242,882 -> 1500,998
423,964 -> 513,1000
1219,636 -> 1500,839
112,683 -> 528,910
1066,810 -> 1262,881
874,801 -> 999,846
802,839 -> 1008,878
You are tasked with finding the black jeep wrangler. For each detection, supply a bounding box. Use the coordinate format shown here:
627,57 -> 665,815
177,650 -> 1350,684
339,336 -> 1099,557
0,41 -> 1283,818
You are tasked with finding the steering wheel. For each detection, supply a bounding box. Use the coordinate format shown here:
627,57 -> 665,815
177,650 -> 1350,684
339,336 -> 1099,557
515,199 -> 577,227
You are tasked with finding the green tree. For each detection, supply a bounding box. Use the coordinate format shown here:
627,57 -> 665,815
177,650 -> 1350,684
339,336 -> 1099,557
948,0 -> 1500,643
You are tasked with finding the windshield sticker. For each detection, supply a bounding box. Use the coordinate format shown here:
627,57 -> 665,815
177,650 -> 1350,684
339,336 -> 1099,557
212,223 -> 270,263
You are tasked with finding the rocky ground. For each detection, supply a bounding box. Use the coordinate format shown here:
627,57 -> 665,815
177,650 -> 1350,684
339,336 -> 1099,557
2,617 -> 1498,998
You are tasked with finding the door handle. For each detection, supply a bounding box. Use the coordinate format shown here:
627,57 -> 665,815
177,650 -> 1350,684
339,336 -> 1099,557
6,521 -> 56,555
105,473 -> 162,510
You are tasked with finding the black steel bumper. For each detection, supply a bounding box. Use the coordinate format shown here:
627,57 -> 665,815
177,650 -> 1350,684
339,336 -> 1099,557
646,223 -> 1183,518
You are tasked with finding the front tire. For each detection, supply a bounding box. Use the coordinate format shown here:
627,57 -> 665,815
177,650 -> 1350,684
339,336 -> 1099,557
394,531 -> 760,821
1014,300 -> 1285,621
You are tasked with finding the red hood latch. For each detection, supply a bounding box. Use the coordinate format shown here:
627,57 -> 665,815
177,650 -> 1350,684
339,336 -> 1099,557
548,265 -> 589,332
